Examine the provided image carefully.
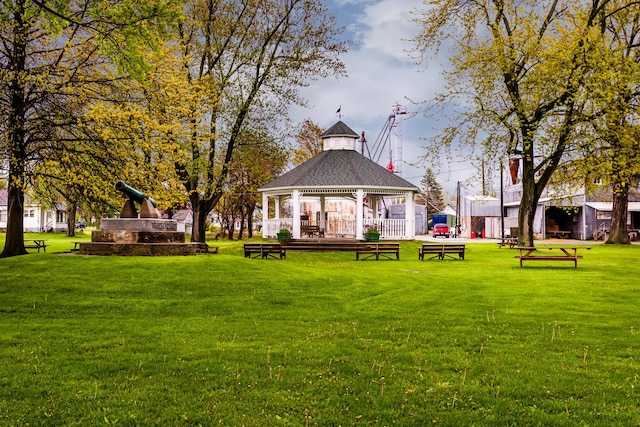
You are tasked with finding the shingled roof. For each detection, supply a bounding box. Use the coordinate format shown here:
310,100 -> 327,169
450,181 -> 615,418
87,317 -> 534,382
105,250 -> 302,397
259,149 -> 419,192
320,120 -> 359,139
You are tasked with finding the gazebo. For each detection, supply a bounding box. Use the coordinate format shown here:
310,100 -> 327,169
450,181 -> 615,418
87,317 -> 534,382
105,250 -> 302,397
259,121 -> 420,240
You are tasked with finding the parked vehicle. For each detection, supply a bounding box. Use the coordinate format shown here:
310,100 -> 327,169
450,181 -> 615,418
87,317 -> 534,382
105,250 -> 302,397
433,223 -> 450,238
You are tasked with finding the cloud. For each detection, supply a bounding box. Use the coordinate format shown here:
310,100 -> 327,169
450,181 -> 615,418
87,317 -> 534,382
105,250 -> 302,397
289,0 -> 474,195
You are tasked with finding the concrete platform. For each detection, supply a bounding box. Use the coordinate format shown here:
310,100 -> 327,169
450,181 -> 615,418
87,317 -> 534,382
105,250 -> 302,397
79,242 -> 209,256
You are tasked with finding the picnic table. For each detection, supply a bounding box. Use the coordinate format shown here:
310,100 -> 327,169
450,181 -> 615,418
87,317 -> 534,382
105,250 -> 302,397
546,230 -> 572,239
514,246 -> 591,268
24,239 -> 47,252
418,243 -> 465,260
498,237 -> 518,249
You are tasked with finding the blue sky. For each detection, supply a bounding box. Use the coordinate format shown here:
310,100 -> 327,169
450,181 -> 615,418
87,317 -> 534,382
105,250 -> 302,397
288,0 -> 478,196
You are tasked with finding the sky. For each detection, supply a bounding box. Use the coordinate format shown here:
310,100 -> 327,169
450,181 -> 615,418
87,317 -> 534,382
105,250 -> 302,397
288,0 -> 478,197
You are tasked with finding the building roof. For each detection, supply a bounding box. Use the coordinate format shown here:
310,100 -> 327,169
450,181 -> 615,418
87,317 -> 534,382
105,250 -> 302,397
259,149 -> 419,192
587,202 -> 640,212
320,121 -> 359,139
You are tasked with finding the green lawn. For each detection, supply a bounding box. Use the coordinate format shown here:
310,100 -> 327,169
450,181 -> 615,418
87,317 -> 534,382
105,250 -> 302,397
1,233 -> 639,425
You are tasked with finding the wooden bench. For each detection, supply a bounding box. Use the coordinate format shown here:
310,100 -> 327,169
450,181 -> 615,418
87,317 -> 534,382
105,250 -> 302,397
514,246 -> 590,268
418,243 -> 465,260
243,243 -> 286,259
24,239 -> 47,253
301,225 -> 324,238
355,243 -> 400,260
498,237 -> 518,249
283,239 -> 362,252
546,230 -> 572,239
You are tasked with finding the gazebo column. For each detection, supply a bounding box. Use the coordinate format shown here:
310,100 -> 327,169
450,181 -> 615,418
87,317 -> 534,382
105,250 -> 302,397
319,195 -> 326,232
262,193 -> 269,237
405,191 -> 415,238
356,189 -> 364,238
275,196 -> 281,219
372,195 -> 379,219
292,189 -> 301,238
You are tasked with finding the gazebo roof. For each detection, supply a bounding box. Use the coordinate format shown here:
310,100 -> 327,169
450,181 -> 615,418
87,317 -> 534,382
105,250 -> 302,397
320,120 -> 359,139
259,149 -> 419,193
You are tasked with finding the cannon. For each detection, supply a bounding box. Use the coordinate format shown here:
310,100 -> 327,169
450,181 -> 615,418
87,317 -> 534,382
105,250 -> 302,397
115,180 -> 157,207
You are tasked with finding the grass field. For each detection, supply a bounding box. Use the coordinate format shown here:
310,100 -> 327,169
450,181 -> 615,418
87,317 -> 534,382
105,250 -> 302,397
1,233 -> 640,425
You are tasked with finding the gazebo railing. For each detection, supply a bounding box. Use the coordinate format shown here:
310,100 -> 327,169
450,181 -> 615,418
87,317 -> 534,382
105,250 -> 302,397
263,218 -> 411,239
364,219 -> 408,239
263,218 -> 294,238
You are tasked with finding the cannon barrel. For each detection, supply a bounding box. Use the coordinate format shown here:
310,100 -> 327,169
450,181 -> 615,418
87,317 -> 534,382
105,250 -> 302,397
115,181 -> 157,207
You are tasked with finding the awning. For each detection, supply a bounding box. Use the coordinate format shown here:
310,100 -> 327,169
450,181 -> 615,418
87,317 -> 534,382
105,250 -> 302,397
586,202 -> 640,212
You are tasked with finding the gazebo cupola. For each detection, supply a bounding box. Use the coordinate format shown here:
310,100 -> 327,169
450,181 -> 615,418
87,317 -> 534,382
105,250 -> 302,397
321,121 -> 359,151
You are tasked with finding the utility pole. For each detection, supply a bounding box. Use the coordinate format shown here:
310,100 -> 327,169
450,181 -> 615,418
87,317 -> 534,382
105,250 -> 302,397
500,158 -> 504,240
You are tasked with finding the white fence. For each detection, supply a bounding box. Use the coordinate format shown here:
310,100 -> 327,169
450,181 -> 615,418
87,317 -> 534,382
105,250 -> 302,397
262,218 -> 412,239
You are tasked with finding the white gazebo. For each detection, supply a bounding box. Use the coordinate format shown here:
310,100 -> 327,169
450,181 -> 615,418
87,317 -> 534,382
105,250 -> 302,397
259,121 -> 420,240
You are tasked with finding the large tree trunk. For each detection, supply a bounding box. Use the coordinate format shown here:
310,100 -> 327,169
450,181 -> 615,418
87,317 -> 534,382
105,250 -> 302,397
517,153 -> 538,247
606,184 -> 630,244
1,4 -> 28,258
191,206 -> 208,243
247,205 -> 255,238
189,193 -> 205,243
66,202 -> 77,237
1,185 -> 28,258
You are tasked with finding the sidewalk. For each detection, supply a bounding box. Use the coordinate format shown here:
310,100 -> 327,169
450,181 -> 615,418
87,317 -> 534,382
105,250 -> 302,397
414,234 -> 606,245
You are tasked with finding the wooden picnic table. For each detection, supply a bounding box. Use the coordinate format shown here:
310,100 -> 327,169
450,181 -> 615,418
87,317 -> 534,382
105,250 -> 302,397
24,239 -> 47,253
418,243 -> 465,260
546,230 -> 572,239
514,246 -> 591,268
498,237 -> 518,249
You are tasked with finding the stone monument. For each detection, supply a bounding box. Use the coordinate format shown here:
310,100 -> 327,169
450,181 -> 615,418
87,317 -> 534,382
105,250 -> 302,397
79,181 -> 209,255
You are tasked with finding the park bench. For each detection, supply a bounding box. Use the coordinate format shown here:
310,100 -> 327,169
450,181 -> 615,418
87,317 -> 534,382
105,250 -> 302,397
300,225 -> 325,238
546,230 -> 572,239
282,239 -> 361,252
24,239 -> 47,253
514,246 -> 590,268
243,243 -> 286,259
418,243 -> 465,260
355,242 -> 400,261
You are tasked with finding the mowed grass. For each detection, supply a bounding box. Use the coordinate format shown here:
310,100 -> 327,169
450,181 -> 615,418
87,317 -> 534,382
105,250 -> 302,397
1,233 -> 640,425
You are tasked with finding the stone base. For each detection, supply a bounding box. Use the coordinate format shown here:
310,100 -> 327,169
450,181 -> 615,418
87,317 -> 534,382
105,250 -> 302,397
79,242 -> 209,256
91,230 -> 185,244
100,218 -> 178,232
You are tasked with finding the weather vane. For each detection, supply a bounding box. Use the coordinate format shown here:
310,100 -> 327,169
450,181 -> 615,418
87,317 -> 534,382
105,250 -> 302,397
335,105 -> 342,119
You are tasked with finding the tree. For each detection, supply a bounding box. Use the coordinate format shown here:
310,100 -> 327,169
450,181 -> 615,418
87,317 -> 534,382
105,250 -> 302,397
293,118 -> 323,165
412,0 -> 615,247
171,0 -> 348,243
579,2 -> 640,244
217,128 -> 288,239
0,0 -> 177,257
421,168 -> 445,213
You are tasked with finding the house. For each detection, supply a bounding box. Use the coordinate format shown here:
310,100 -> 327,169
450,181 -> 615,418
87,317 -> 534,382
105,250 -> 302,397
0,189 -> 68,232
498,160 -> 640,240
